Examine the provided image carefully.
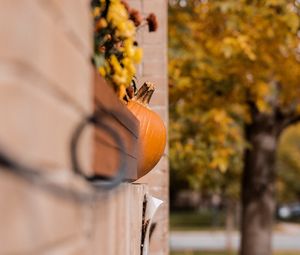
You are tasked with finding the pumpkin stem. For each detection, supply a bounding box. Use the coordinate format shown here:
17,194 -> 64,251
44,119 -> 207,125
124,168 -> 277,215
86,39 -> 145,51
135,82 -> 155,105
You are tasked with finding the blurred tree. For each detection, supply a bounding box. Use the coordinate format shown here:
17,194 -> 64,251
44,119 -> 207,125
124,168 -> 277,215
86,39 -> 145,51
169,1 -> 300,254
277,123 -> 300,203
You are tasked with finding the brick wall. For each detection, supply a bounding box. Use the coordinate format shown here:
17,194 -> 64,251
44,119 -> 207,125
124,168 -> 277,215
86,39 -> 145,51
132,0 -> 169,254
0,0 -> 168,254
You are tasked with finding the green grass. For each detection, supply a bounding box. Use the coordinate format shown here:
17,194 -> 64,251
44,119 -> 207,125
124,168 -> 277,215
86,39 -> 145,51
170,210 -> 299,231
170,210 -> 226,231
171,252 -> 300,255
170,211 -> 300,255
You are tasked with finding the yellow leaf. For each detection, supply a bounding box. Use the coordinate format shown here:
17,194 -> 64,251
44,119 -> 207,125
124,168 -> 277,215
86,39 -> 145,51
256,99 -> 268,112
283,13 -> 299,33
266,0 -> 285,6
256,82 -> 270,97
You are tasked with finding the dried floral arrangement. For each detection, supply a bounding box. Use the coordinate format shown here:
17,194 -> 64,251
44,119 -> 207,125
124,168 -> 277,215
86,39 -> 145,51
92,0 -> 158,98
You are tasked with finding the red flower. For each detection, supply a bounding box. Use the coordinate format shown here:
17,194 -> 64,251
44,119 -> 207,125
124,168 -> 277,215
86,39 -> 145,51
130,9 -> 143,27
146,13 -> 158,32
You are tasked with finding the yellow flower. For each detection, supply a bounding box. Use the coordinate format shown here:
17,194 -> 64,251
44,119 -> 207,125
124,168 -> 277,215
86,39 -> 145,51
117,84 -> 127,100
93,7 -> 101,17
124,39 -> 135,57
98,66 -> 106,77
96,18 -> 108,29
109,0 -> 128,18
93,0 -> 144,91
112,69 -> 128,85
109,55 -> 122,74
107,0 -> 135,38
122,58 -> 135,74
127,63 -> 136,76
117,22 -> 127,36
107,1 -> 128,25
123,21 -> 135,37
133,48 -> 143,63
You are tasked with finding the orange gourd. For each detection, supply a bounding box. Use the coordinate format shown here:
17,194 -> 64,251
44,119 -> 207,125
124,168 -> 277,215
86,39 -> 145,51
127,82 -> 167,178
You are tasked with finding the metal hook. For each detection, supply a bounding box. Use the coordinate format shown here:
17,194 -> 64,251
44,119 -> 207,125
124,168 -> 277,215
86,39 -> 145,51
0,146 -> 94,203
70,110 -> 127,190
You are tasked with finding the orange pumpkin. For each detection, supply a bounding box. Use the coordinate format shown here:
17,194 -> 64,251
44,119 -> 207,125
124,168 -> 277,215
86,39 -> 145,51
127,82 -> 167,178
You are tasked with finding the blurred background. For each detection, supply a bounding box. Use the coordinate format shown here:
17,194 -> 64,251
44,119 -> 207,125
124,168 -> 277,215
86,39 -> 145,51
0,0 -> 299,254
169,122 -> 300,255
168,0 -> 300,254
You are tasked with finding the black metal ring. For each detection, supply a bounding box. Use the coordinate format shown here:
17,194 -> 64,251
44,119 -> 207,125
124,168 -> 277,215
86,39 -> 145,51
0,147 -> 95,203
70,110 -> 127,190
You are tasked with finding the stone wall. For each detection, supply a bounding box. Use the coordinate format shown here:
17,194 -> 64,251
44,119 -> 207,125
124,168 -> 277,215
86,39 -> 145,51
131,0 -> 169,254
0,0 -> 168,254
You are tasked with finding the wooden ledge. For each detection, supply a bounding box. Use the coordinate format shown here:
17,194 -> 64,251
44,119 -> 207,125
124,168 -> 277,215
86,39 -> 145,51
93,71 -> 139,181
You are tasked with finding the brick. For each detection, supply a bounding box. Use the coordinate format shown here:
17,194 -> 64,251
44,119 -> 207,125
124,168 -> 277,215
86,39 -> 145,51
92,184 -> 147,255
149,90 -> 168,107
148,209 -> 169,254
142,27 -> 165,45
39,0 -> 92,56
136,63 -> 144,78
137,168 -> 166,187
142,0 -> 167,18
0,0 -> 92,112
155,156 -> 169,172
35,237 -> 90,255
92,189 -> 118,255
0,0 -> 171,255
115,184 -> 131,255
128,0 -> 142,11
136,0 -> 169,253
142,45 -> 167,64
136,28 -> 144,47
154,161 -> 169,174
112,183 -> 147,255
0,66 -> 92,170
148,186 -> 169,201
150,215 -> 169,238
129,184 -> 147,255
152,209 -> 169,223
0,170 -> 85,255
150,252 -> 166,255
149,235 -> 168,254
140,5 -> 167,46
143,61 -> 167,77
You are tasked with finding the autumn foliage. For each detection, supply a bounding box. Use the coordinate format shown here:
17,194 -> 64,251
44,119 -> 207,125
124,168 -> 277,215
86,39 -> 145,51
169,0 -> 300,183
169,1 -> 300,254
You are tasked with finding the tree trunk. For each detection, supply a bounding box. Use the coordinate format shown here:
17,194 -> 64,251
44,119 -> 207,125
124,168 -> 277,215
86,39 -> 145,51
240,118 -> 278,255
225,199 -> 235,253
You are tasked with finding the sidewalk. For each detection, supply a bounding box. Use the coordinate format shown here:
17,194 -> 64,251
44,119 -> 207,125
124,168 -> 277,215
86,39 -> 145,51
170,223 -> 300,251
